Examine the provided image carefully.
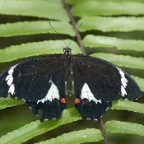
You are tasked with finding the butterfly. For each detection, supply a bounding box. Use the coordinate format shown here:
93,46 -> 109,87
0,48 -> 142,121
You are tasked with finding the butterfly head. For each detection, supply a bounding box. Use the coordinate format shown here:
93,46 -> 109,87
63,48 -> 71,56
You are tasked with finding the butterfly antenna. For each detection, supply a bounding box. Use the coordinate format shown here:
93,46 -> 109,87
48,21 -> 68,47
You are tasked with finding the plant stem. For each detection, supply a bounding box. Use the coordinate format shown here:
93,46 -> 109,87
99,118 -> 108,144
61,0 -> 86,55
62,1 -> 108,143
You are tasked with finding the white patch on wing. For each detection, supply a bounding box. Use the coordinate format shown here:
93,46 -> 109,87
5,74 -> 11,81
7,76 -> 13,86
117,67 -> 128,97
8,84 -> 15,95
121,86 -> 127,96
37,80 -> 60,104
5,64 -> 18,95
80,83 -> 101,104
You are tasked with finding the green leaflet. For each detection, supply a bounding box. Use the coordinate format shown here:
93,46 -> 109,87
38,120 -> 144,144
112,100 -> 144,114
67,0 -> 144,5
0,40 -> 81,63
37,129 -> 103,144
78,17 -> 144,32
133,76 -> 144,92
0,0 -> 69,21
83,35 -> 144,52
0,21 -> 75,37
105,120 -> 144,136
0,108 -> 81,144
71,1 -> 144,17
0,98 -> 24,110
91,53 -> 144,70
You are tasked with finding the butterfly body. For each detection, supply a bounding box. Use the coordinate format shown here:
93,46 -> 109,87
0,48 -> 142,121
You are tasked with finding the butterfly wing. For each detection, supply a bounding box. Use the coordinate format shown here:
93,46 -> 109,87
72,55 -> 141,121
0,55 -> 66,121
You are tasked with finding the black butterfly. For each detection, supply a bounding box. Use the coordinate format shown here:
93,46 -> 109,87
0,48 -> 142,121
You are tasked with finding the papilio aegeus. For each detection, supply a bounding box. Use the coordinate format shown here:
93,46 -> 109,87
0,48 -> 142,121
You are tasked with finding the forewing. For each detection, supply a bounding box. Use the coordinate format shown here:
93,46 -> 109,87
0,55 -> 66,121
73,55 -> 141,120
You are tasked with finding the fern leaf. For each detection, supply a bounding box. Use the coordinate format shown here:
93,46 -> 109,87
83,35 -> 144,52
0,108 -> 81,144
91,53 -> 144,70
0,40 -> 81,62
0,21 -> 75,37
78,17 -> 144,32
0,0 -> 69,21
112,100 -> 144,114
0,98 -> 24,110
105,120 -> 144,136
37,128 -> 103,144
71,1 -> 144,17
133,76 -> 144,92
67,0 -> 144,5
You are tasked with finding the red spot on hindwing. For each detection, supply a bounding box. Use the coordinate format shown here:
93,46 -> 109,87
61,98 -> 66,104
75,98 -> 81,104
